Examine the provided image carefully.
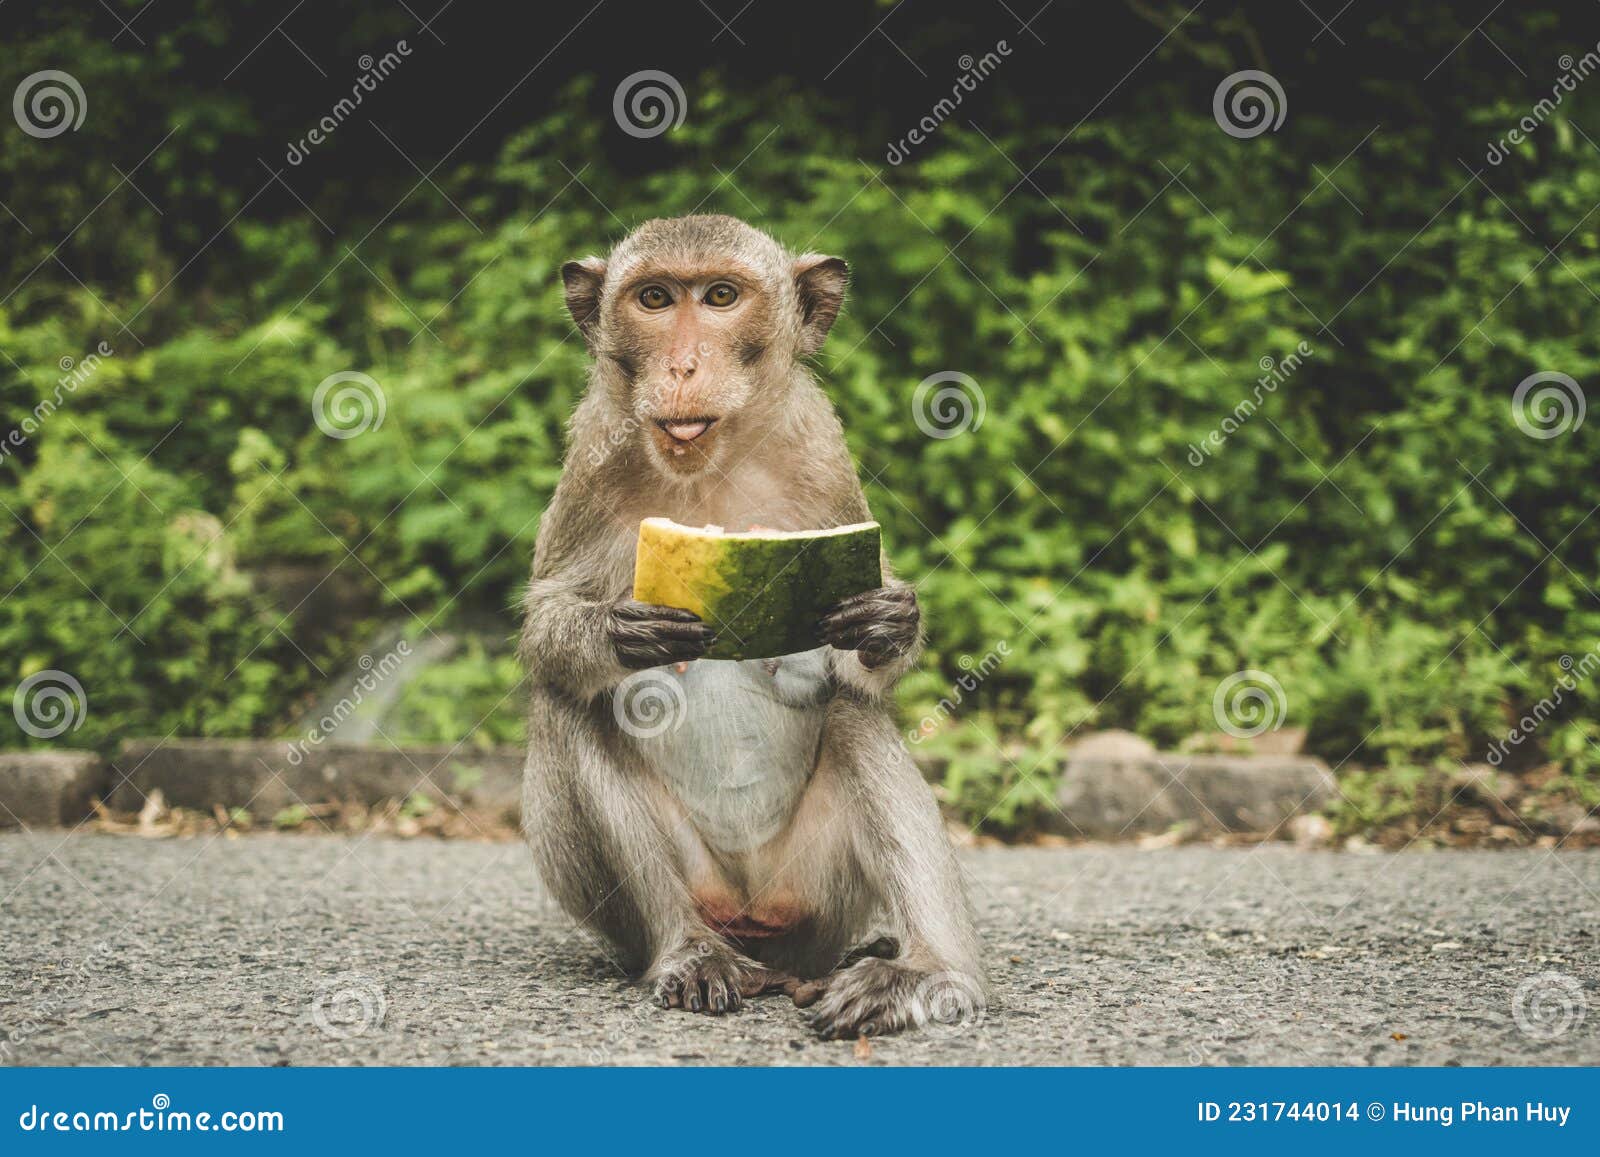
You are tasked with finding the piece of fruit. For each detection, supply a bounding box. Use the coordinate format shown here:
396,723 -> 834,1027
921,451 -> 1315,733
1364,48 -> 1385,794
632,518 -> 883,660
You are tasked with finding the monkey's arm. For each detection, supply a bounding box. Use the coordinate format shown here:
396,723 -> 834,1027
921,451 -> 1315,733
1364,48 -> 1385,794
521,574 -> 712,701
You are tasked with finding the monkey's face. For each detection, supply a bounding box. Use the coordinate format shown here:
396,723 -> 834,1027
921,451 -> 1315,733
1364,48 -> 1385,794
612,264 -> 777,477
561,216 -> 850,479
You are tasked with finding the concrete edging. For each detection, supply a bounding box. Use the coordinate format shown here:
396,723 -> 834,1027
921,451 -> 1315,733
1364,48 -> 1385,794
0,737 -> 1336,836
0,751 -> 105,828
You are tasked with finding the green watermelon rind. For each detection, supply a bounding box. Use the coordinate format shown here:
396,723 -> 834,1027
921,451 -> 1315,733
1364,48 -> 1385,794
632,520 -> 883,661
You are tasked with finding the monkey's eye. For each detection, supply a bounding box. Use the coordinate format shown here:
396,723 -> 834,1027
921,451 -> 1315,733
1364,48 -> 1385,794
638,286 -> 672,310
704,283 -> 739,308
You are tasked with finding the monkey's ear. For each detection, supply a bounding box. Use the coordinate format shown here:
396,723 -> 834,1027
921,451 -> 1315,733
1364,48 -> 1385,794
793,254 -> 849,355
561,257 -> 608,348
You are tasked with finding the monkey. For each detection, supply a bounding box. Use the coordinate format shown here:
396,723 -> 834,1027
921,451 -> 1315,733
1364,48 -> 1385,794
519,215 -> 985,1038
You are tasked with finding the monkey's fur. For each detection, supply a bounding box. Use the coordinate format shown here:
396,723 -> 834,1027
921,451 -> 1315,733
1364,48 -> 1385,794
520,215 -> 985,1038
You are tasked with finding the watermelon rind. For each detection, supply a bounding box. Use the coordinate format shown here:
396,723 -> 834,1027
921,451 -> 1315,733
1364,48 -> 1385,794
632,519 -> 883,660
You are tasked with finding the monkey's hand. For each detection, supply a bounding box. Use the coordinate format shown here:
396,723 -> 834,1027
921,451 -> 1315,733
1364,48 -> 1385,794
607,599 -> 714,669
820,584 -> 920,670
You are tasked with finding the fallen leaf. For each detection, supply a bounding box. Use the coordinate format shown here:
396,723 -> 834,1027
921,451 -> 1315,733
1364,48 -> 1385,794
854,1035 -> 872,1060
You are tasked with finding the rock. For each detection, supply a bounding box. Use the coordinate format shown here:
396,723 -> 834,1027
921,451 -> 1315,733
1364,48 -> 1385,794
1064,729 -> 1157,760
1048,752 -> 1337,839
0,750 -> 106,827
1288,813 -> 1334,847
1449,763 -> 1521,820
1193,727 -> 1308,756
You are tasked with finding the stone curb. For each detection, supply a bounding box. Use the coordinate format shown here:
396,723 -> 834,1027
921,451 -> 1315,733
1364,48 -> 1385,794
1050,752 -> 1338,839
106,739 -> 523,820
1,739 -> 1336,836
0,751 -> 106,828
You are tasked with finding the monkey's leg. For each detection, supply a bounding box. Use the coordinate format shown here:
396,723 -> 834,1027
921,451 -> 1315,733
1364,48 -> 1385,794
800,699 -> 988,1039
522,690 -> 789,1014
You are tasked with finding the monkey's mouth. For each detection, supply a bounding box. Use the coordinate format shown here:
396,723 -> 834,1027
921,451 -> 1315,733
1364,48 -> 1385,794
654,416 -> 719,444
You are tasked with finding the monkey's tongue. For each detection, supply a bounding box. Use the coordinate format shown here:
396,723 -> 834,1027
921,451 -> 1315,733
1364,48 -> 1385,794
662,420 -> 711,442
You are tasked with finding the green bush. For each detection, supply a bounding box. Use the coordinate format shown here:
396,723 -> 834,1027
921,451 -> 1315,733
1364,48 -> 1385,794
4,4 -> 1600,832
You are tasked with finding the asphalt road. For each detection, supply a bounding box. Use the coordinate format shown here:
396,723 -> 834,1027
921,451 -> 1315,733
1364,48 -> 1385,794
1,832 -> 1596,1066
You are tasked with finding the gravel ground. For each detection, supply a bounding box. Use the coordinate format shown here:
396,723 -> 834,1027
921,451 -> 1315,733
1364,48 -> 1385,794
1,832 -> 1596,1066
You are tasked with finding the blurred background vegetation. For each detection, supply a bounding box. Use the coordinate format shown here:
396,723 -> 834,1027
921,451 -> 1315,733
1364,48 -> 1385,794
3,1 -> 1599,838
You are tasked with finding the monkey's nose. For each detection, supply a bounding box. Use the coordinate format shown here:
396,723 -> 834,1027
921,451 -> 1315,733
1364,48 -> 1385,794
657,418 -> 715,443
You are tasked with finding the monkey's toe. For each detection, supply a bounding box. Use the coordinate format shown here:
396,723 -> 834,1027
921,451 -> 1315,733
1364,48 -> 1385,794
647,940 -> 770,1016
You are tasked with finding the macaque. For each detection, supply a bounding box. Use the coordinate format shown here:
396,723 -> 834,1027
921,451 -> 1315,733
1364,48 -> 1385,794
520,215 -> 984,1037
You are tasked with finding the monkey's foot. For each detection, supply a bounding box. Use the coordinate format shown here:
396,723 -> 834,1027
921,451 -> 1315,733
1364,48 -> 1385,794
646,938 -> 797,1015
801,957 -> 929,1039
840,935 -> 900,967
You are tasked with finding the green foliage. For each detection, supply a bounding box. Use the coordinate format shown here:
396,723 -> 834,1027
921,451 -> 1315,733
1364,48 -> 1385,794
4,4 -> 1600,834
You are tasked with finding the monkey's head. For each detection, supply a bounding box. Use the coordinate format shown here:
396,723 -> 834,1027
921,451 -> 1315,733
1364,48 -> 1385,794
561,215 -> 848,478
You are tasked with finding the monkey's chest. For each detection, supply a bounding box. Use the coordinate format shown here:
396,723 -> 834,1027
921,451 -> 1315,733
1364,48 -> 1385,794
626,649 -> 831,855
